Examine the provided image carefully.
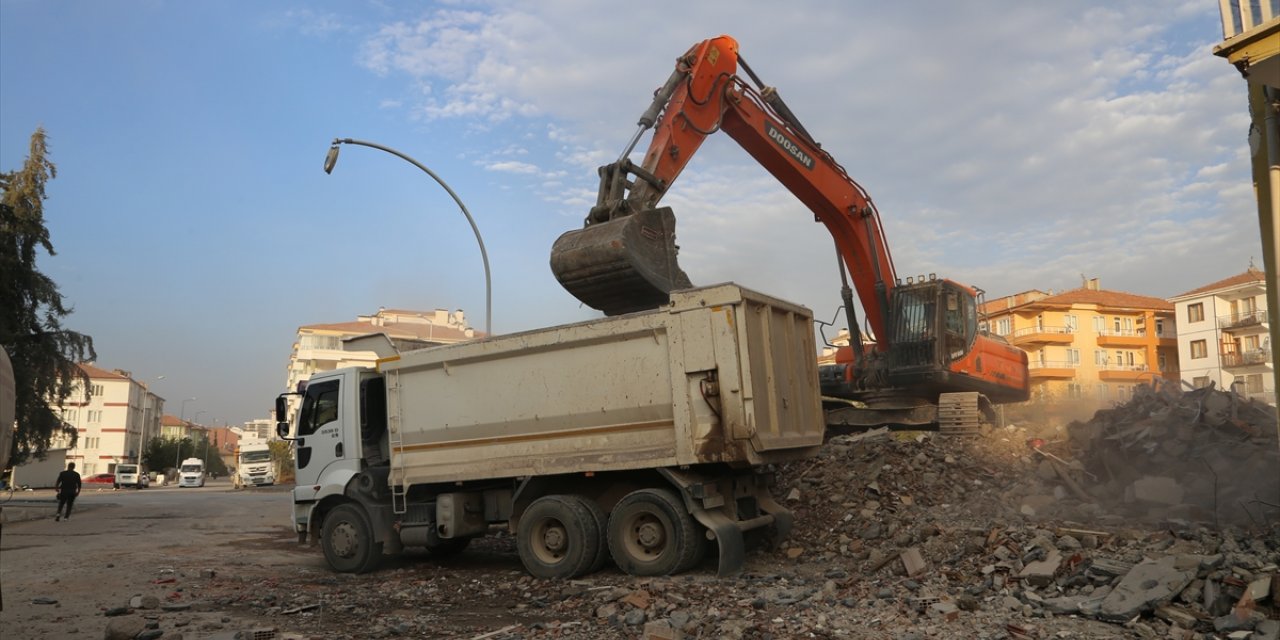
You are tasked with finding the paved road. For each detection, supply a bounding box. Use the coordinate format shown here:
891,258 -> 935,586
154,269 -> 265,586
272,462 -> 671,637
0,478 -> 311,639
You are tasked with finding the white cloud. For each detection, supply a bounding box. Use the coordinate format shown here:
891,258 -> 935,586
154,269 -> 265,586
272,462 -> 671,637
357,1 -> 1257,320
483,160 -> 539,174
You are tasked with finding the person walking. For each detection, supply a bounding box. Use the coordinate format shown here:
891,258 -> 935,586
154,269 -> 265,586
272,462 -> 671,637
54,462 -> 81,521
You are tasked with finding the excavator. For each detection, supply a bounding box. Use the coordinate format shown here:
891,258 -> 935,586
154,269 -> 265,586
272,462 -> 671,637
549,35 -> 1029,433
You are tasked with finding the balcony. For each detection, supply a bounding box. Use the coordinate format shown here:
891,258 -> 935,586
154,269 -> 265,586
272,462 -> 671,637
1095,328 -> 1147,347
1028,360 -> 1077,379
1222,348 -> 1273,369
1218,309 -> 1269,332
1097,363 -> 1153,382
1010,326 -> 1076,346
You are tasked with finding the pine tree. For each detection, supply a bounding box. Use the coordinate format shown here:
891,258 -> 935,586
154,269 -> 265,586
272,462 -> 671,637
0,128 -> 96,464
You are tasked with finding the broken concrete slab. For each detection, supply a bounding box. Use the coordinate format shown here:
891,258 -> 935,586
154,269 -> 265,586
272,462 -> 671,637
900,547 -> 927,578
1018,548 -> 1062,587
1098,555 -> 1196,622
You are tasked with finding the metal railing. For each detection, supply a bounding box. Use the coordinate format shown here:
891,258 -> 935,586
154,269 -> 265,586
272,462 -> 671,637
1096,328 -> 1145,338
1097,362 -> 1149,372
1011,326 -> 1075,338
1028,360 -> 1079,369
1221,348 -> 1273,367
1220,0 -> 1279,40
1218,309 -> 1269,330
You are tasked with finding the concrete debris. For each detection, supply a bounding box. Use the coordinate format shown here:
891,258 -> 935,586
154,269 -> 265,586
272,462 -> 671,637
130,395 -> 1278,640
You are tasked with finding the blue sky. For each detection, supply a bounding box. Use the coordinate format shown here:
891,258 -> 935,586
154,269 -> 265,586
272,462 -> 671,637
0,1 -> 1256,424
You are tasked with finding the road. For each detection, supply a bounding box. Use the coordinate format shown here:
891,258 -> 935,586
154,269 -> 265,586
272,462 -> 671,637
0,478 -> 308,639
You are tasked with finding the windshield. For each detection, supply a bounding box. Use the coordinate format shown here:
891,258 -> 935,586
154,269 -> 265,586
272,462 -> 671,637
240,451 -> 271,463
181,464 -> 202,473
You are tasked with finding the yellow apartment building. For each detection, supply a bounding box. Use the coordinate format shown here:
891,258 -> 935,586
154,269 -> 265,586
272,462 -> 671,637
982,278 -> 1179,424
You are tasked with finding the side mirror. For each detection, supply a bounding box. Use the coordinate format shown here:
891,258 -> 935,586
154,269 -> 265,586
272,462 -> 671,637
274,394 -> 294,440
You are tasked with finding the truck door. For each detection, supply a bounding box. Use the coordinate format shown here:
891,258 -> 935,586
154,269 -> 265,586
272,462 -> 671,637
292,378 -> 349,502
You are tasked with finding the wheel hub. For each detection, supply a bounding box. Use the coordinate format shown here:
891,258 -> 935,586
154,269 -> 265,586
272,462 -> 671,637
331,522 -> 358,557
636,520 -> 666,550
542,524 -> 567,554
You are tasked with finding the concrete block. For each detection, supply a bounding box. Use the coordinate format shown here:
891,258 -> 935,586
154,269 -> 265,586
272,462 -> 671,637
1098,556 -> 1196,622
1018,549 -> 1062,588
901,547 -> 927,578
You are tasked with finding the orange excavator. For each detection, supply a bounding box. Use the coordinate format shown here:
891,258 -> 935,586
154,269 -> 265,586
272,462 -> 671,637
550,35 -> 1029,432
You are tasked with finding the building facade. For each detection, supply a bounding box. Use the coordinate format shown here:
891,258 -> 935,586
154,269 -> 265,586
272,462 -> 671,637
285,307 -> 479,396
982,279 -> 1178,424
1169,267 -> 1273,404
51,364 -> 165,476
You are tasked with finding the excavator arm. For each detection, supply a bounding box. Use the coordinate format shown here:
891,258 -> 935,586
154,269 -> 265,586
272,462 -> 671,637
551,35 -> 1030,419
552,35 -> 897,348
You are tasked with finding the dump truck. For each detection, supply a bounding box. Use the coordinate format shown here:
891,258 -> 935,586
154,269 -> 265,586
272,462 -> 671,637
277,284 -> 824,578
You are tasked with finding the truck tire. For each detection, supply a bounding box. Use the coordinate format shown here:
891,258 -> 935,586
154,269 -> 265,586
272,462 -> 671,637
567,495 -> 609,573
517,495 -> 600,579
321,504 -> 383,574
608,488 -> 705,576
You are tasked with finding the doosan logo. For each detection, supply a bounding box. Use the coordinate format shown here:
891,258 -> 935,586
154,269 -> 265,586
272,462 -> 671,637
766,123 -> 814,170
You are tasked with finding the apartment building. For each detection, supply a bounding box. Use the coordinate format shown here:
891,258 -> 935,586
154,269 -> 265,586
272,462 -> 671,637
1169,267 -> 1272,404
51,363 -> 165,476
982,279 -> 1178,423
285,307 -> 479,396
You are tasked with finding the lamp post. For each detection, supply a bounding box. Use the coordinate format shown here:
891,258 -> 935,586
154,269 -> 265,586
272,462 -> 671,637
324,137 -> 492,336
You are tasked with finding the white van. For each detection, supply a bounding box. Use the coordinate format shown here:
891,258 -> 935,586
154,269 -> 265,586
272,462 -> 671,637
114,463 -> 149,489
178,458 -> 205,488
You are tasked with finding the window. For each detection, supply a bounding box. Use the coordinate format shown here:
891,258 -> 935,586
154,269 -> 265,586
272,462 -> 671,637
1096,383 -> 1108,399
1113,317 -> 1122,332
1066,348 -> 1080,366
89,383 -> 104,397
1093,315 -> 1105,333
1158,353 -> 1167,371
1123,317 -> 1133,332
1244,335 -> 1260,351
87,410 -> 102,423
1064,315 -> 1078,333
1155,318 -> 1165,337
1094,349 -> 1107,366
1190,340 -> 1207,359
1067,383 -> 1083,398
1193,376 -> 1211,389
1246,374 -> 1264,393
1188,303 -> 1204,323
995,318 -> 1011,336
62,409 -> 78,422
298,379 -> 340,437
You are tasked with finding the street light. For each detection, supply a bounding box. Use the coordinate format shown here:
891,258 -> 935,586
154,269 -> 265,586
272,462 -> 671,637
324,137 -> 492,336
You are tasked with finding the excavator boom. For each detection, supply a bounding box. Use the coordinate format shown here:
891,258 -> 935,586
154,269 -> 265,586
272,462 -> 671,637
550,35 -> 1029,420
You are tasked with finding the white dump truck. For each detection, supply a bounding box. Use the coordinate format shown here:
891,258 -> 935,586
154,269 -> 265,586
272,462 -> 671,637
178,457 -> 205,488
236,442 -> 274,487
277,284 -> 824,578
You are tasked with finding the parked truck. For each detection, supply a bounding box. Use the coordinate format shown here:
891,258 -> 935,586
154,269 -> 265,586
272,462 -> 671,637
178,458 -> 205,488
236,442 -> 275,488
278,284 -> 824,578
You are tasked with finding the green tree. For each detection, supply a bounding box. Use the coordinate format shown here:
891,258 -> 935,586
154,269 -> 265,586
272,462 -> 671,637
0,128 -> 95,465
269,439 -> 294,483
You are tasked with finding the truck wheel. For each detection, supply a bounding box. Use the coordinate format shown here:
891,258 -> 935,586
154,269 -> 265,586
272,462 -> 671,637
567,495 -> 609,573
608,488 -> 705,576
321,504 -> 383,573
517,495 -> 599,579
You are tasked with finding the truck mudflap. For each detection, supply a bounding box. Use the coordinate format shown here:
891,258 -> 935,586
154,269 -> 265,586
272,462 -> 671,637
658,468 -> 793,577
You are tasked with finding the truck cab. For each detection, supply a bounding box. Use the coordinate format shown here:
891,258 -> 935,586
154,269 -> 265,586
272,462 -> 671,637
237,443 -> 276,487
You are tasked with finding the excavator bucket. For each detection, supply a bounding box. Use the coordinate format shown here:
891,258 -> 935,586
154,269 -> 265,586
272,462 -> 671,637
550,207 -> 693,316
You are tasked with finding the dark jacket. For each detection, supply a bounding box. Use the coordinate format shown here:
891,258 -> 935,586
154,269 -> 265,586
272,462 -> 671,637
55,469 -> 81,497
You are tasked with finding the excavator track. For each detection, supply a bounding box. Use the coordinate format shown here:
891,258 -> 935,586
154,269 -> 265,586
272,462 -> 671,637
936,392 -> 988,437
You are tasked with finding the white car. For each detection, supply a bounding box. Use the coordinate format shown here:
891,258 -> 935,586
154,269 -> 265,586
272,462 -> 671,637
114,464 -> 149,489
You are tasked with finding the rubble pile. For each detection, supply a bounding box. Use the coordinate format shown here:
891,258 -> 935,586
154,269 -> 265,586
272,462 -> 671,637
181,430 -> 1274,639
1064,383 -> 1280,526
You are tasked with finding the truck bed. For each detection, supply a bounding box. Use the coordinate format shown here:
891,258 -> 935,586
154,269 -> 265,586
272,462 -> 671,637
379,283 -> 824,487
